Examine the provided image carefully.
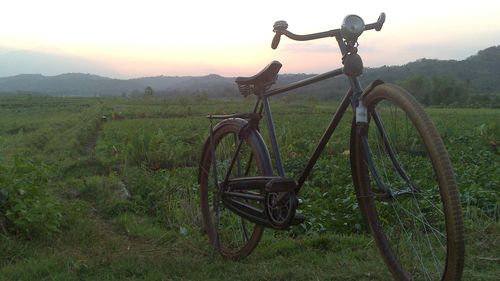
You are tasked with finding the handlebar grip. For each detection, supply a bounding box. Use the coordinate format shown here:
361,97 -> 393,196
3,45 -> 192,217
272,20 -> 288,50
375,12 -> 386,31
365,12 -> 386,31
271,33 -> 282,49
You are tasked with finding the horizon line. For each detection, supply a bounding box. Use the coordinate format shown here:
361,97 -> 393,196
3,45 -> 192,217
1,44 -> 497,80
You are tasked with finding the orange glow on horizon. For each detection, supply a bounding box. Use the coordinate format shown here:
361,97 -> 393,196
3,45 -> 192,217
1,0 -> 499,78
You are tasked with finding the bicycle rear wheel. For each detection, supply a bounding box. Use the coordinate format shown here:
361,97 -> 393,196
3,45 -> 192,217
351,84 -> 464,280
199,118 -> 272,260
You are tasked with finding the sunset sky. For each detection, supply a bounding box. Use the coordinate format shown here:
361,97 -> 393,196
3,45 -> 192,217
1,0 -> 499,78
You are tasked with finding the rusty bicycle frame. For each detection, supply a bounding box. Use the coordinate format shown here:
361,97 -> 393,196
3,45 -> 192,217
209,12 -> 394,198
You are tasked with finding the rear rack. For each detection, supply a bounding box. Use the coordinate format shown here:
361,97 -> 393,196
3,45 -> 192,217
207,113 -> 257,120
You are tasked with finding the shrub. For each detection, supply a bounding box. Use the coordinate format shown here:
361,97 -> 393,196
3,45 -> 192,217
0,158 -> 63,239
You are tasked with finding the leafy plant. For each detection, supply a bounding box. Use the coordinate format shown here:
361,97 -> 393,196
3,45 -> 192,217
0,158 -> 63,239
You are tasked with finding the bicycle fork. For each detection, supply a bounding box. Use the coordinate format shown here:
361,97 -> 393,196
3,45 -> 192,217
352,80 -> 418,200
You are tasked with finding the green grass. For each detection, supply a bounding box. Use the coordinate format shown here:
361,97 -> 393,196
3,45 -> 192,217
0,94 -> 498,280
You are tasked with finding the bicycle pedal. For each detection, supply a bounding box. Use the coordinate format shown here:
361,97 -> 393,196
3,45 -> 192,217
265,178 -> 297,192
290,213 -> 305,225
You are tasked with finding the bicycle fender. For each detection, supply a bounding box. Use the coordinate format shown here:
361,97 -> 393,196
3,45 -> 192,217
198,118 -> 273,184
361,79 -> 385,99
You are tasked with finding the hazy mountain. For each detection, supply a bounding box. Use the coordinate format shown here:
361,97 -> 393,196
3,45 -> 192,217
0,72 -> 236,97
0,73 -> 140,96
0,49 -> 120,78
129,74 -> 235,96
0,46 -> 499,98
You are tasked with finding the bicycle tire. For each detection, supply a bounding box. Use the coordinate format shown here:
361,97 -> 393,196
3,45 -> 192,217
350,84 -> 464,280
199,118 -> 272,260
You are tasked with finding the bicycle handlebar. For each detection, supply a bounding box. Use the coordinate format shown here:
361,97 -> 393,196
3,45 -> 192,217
271,12 -> 386,50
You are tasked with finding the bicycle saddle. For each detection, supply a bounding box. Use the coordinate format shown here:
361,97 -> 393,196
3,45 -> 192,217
235,61 -> 282,96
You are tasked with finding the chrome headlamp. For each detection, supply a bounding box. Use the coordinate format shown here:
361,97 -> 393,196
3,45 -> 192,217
341,15 -> 365,41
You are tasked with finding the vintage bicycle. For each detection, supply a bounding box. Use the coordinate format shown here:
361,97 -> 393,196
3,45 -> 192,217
198,13 -> 464,280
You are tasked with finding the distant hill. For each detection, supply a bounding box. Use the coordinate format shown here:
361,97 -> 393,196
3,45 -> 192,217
0,73 -> 235,97
364,46 -> 500,94
277,46 -> 500,99
0,46 -> 499,100
0,49 -> 119,78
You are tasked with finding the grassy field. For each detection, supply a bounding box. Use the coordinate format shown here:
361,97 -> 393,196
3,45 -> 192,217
0,94 -> 498,280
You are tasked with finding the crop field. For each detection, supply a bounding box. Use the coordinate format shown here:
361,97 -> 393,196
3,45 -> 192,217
0,94 -> 498,280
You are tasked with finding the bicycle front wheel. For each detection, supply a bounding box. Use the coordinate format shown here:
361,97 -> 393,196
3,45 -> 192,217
351,84 -> 464,280
199,118 -> 272,260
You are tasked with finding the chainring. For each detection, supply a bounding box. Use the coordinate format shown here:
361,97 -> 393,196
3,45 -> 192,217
264,191 -> 298,229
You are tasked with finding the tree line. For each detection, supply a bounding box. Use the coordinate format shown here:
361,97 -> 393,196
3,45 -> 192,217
398,74 -> 499,108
